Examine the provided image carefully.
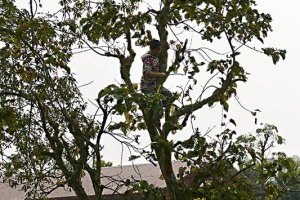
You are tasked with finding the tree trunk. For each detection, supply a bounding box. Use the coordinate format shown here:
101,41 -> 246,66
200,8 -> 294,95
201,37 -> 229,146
68,177 -> 90,200
143,110 -> 186,200
156,150 -> 186,200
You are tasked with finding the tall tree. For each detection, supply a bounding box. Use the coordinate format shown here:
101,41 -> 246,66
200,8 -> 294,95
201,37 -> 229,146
0,0 -> 142,199
0,0 -> 290,199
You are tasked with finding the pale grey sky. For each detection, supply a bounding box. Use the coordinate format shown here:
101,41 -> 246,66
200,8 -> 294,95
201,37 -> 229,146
15,0 -> 300,165
236,0 -> 300,155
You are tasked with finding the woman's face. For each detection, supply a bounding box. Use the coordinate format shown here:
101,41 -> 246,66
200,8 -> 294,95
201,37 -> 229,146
151,46 -> 162,56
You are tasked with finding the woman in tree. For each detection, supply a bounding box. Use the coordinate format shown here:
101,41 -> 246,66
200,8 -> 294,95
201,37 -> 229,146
140,40 -> 172,126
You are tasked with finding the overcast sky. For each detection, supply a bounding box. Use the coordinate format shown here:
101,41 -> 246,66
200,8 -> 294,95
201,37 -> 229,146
15,0 -> 300,165
237,0 -> 300,156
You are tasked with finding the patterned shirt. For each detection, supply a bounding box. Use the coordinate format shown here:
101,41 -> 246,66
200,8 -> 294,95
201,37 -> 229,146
140,52 -> 160,91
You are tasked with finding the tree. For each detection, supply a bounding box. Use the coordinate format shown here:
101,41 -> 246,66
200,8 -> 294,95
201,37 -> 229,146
0,1 -> 143,199
168,123 -> 300,199
281,156 -> 300,200
0,0 -> 289,199
236,124 -> 300,199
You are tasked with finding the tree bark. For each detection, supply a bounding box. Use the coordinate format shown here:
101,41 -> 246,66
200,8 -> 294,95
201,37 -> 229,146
68,176 -> 90,200
143,109 -> 186,200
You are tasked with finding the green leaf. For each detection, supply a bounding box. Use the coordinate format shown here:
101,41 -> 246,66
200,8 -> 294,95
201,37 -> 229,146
223,101 -> 229,112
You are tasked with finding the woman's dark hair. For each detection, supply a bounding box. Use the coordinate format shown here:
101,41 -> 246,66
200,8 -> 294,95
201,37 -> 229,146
149,40 -> 162,50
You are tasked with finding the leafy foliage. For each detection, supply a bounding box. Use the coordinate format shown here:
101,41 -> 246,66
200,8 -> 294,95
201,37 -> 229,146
172,124 -> 300,199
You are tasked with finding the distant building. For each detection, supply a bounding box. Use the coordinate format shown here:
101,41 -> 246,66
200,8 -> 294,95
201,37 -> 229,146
0,161 -> 185,200
0,161 -> 267,199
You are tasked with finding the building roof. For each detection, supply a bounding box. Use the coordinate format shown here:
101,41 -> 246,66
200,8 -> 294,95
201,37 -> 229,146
0,180 -> 27,200
0,161 -> 185,200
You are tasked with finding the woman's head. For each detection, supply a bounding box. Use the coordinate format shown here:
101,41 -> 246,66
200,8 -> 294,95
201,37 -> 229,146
149,40 -> 162,56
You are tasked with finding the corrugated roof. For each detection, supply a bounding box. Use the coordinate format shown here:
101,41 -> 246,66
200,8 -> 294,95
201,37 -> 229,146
0,161 -> 185,200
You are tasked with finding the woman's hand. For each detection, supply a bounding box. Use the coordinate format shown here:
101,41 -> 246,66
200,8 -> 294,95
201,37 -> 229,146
148,71 -> 167,78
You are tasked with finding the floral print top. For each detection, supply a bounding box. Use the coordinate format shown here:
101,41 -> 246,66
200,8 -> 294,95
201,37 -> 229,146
140,51 -> 160,91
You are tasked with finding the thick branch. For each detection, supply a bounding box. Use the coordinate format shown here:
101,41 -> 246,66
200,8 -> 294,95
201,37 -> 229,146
166,69 -> 236,134
157,0 -> 172,73
119,27 -> 136,91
